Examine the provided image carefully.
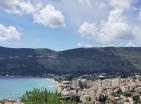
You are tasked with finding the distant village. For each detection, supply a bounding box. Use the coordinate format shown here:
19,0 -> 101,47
56,74 -> 141,104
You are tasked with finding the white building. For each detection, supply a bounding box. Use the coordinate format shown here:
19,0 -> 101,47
102,79 -> 112,89
112,78 -> 121,88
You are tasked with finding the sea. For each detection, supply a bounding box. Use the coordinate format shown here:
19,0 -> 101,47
0,77 -> 58,100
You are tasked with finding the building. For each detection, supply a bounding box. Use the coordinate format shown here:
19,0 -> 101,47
112,78 -> 120,88
5,100 -> 24,104
71,79 -> 81,89
102,79 -> 112,89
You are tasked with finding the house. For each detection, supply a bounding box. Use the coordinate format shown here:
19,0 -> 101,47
5,100 -> 24,104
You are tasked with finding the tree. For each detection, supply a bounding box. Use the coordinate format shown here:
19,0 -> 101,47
0,100 -> 4,104
21,88 -> 66,104
123,91 -> 132,97
99,94 -> 108,103
132,95 -> 141,104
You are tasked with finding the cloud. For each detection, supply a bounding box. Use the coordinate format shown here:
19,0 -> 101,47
132,26 -> 141,40
77,0 -> 91,6
99,9 -> 131,43
77,42 -> 93,48
78,8 -> 141,45
126,42 -> 135,47
78,9 -> 132,43
1,0 -> 141,46
18,1 -> 65,28
99,2 -> 106,9
77,0 -> 135,44
107,0 -> 132,10
33,4 -> 65,28
18,1 -> 36,14
0,24 -> 21,41
78,22 -> 97,38
0,0 -> 65,28
0,0 -> 21,14
75,0 -> 141,46
139,9 -> 141,20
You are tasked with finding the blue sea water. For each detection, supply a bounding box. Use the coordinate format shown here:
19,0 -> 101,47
0,77 -> 58,100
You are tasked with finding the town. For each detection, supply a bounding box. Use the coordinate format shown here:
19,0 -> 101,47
57,75 -> 141,104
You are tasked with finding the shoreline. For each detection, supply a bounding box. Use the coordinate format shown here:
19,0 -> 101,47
0,76 -> 60,90
0,76 -> 60,101
46,78 -> 61,93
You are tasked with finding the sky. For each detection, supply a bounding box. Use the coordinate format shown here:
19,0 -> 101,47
0,0 -> 141,51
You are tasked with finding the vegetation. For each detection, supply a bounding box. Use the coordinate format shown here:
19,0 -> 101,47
99,94 -> 108,103
112,88 -> 122,97
132,95 -> 141,104
0,100 -> 4,104
123,91 -> 132,97
1,47 -> 141,75
21,88 -> 66,104
82,99 -> 88,104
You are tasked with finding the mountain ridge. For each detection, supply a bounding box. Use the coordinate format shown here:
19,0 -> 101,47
0,46 -> 141,75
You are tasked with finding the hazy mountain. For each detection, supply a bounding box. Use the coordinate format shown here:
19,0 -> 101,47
0,46 -> 141,75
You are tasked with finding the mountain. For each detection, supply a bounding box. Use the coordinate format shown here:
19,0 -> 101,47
0,46 -> 141,75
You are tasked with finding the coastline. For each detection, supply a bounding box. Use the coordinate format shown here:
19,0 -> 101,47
46,78 -> 61,92
0,76 -> 60,91
0,76 -> 60,101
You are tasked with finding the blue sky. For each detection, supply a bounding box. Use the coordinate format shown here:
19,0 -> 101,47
0,0 -> 141,51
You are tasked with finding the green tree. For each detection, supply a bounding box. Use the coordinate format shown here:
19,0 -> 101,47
99,94 -> 108,103
132,95 -> 141,104
0,100 -> 5,104
123,91 -> 132,97
21,88 -> 66,104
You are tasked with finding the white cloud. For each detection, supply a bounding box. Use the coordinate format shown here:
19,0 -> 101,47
126,42 -> 135,47
1,0 -> 141,46
132,26 -> 141,39
78,22 -> 97,38
139,10 -> 141,20
78,9 -> 132,44
99,2 -> 106,9
33,4 -> 65,28
0,0 -> 21,14
77,0 -> 91,6
18,1 -> 35,14
18,2 -> 65,28
99,9 -> 131,43
77,42 -> 93,48
78,8 -> 141,45
0,24 -> 21,41
107,0 -> 132,10
0,1 -> 65,28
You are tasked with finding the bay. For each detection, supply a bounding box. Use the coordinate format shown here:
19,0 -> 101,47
0,77 -> 58,100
